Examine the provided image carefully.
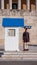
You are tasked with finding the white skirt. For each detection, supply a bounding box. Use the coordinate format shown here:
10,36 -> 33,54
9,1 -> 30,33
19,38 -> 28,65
23,42 -> 29,49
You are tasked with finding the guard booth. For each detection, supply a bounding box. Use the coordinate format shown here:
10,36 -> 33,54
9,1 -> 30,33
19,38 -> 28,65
2,18 -> 24,51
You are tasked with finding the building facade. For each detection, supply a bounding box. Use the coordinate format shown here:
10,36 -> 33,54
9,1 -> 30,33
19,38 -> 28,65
0,0 -> 37,11
0,0 -> 37,50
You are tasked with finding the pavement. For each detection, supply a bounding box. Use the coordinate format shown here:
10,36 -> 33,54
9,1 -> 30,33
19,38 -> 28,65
26,45 -> 37,53
0,61 -> 37,65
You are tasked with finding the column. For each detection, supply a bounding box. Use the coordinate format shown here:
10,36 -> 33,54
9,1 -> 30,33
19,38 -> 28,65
9,0 -> 12,9
27,0 -> 30,11
36,0 -> 37,11
1,0 -> 4,9
18,0 -> 21,10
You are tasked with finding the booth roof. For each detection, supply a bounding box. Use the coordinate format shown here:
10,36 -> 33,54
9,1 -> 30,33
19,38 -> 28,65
2,18 -> 24,27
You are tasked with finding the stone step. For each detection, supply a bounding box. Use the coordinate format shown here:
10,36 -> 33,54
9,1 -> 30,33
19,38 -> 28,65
4,51 -> 37,55
2,51 -> 37,59
2,54 -> 37,59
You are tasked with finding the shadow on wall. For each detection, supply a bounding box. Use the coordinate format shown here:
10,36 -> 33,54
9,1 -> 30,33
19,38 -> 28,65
0,39 -> 4,50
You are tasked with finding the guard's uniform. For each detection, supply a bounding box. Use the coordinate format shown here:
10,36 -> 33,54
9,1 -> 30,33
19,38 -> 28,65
23,31 -> 30,50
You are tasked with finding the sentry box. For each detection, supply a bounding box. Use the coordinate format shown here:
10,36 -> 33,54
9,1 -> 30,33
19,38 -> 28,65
2,18 -> 24,51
